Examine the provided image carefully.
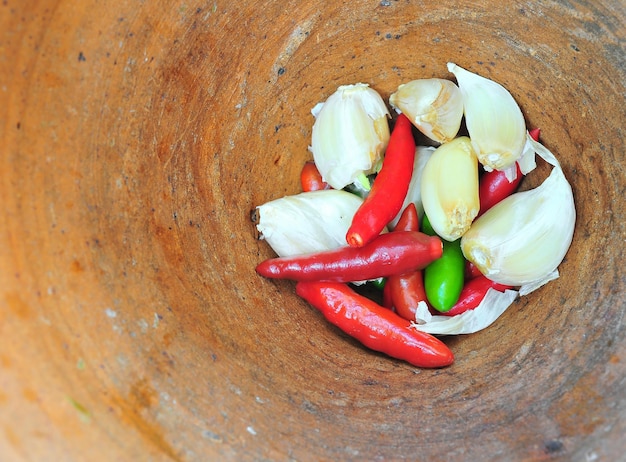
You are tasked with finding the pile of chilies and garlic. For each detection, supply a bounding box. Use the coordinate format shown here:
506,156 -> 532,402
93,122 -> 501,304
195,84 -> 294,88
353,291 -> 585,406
254,62 -> 576,368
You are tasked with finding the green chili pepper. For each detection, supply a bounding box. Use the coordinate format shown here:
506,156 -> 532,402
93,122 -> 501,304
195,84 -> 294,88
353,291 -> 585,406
421,214 -> 465,312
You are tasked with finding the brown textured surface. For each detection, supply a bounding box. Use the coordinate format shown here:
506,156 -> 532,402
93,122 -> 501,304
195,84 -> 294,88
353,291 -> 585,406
1,1 -> 624,460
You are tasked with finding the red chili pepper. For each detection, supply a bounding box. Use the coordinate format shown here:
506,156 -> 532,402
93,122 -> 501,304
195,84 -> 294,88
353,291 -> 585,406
300,161 -> 330,192
440,275 -> 512,317
346,114 -> 416,247
477,127 -> 541,216
256,231 -> 442,283
391,201 -> 419,233
382,280 -> 394,309
386,203 -> 429,321
528,127 -> 541,142
465,260 -> 483,280
478,162 -> 523,216
388,272 -> 428,320
295,281 -> 454,368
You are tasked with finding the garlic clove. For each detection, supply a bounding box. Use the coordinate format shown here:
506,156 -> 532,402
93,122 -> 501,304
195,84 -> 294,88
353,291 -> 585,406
447,62 -> 527,171
310,83 -> 390,190
460,146 -> 576,288
389,78 -> 464,144
256,189 -> 364,257
420,136 -> 479,241
389,145 -> 436,229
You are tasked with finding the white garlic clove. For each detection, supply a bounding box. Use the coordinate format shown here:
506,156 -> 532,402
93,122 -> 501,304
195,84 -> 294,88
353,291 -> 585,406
420,136 -> 480,241
389,145 -> 436,229
447,62 -> 527,171
310,83 -> 390,190
460,151 -> 576,288
389,78 -> 464,144
256,189 -> 364,257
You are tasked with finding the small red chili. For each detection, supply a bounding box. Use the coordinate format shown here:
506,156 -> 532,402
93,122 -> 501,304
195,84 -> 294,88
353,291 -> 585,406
386,203 -> 429,321
382,280 -> 394,309
528,127 -> 541,142
392,201 -> 419,232
388,272 -> 428,320
465,260 -> 483,280
256,231 -> 442,283
300,161 -> 330,192
346,114 -> 416,247
440,275 -> 512,317
478,162 -> 524,216
295,281 -> 454,368
477,127 -> 541,216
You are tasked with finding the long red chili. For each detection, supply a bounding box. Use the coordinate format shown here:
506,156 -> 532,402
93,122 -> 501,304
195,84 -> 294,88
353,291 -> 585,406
300,161 -> 330,192
477,128 -> 541,216
295,281 -> 454,368
256,231 -> 442,283
346,114 -> 416,247
441,275 -> 512,317
386,203 -> 429,321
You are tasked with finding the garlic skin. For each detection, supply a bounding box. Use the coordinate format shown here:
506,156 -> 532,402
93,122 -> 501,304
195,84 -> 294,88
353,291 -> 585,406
411,288 -> 519,335
447,62 -> 527,171
420,136 -> 479,241
310,84 -> 390,190
389,146 -> 436,229
389,78 -> 464,144
516,132 -> 539,176
256,190 -> 364,257
461,156 -> 576,288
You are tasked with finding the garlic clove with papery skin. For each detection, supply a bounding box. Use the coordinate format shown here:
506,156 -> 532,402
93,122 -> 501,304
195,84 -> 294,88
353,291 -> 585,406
389,78 -> 464,144
447,62 -> 527,172
310,83 -> 390,190
460,146 -> 576,290
256,189 -> 364,257
420,136 -> 480,241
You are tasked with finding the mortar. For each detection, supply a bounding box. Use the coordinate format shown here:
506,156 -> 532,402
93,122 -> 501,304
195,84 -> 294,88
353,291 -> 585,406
1,1 -> 624,460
